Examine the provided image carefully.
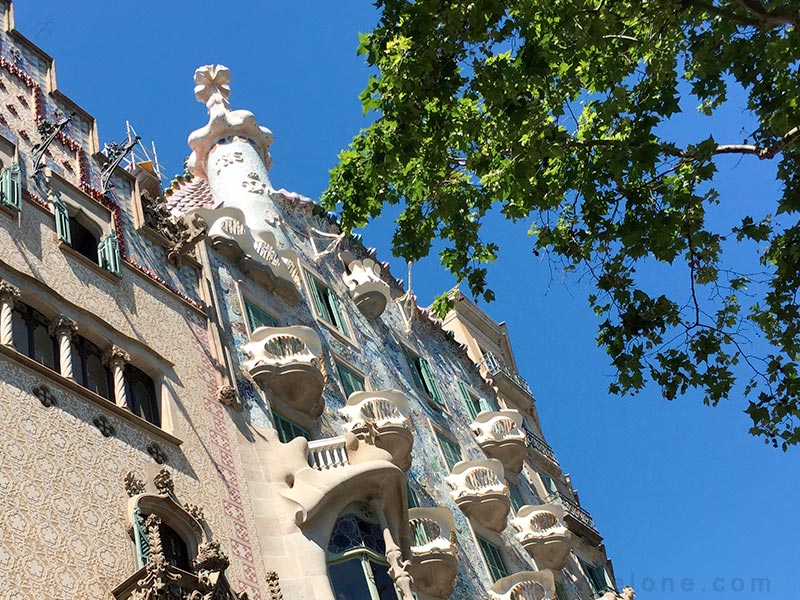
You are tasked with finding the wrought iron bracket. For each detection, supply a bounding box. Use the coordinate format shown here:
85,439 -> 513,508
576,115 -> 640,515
31,112 -> 75,177
101,135 -> 140,193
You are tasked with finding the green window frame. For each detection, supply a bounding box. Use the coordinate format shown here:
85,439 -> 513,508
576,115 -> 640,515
402,346 -> 444,407
435,431 -> 461,471
457,380 -> 496,419
580,559 -> 616,596
541,474 -> 559,499
0,163 -> 21,210
244,299 -> 278,331
53,192 -> 120,276
508,481 -> 525,513
477,537 -> 509,582
406,482 -> 420,509
273,412 -> 310,443
306,272 -> 349,337
336,361 -> 366,398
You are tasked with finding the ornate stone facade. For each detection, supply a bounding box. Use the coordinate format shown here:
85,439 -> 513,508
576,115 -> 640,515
0,5 -> 633,600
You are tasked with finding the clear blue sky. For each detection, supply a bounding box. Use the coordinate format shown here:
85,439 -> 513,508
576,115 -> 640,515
18,2 -> 798,598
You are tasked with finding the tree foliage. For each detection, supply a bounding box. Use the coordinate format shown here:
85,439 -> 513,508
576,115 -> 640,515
322,0 -> 800,448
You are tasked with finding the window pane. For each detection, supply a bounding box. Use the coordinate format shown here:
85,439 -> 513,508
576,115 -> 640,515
127,366 -> 159,426
478,537 -> 509,582
12,308 -> 28,355
85,352 -> 110,399
508,482 -> 524,513
371,561 -> 399,600
32,322 -> 56,370
336,362 -> 365,398
68,216 -> 99,264
436,433 -> 461,471
245,300 -> 277,331
329,559 -> 372,600
158,521 -> 190,571
406,483 -> 419,509
274,412 -> 309,443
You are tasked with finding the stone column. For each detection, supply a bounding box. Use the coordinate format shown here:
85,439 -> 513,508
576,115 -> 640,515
0,280 -> 20,347
103,345 -> 130,409
370,496 -> 414,600
48,317 -> 78,379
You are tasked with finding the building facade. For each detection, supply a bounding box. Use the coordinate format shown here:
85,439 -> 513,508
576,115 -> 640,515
0,3 -> 634,599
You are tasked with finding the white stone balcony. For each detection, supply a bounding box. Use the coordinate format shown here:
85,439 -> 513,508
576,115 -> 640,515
342,255 -> 391,320
511,504 -> 572,570
241,325 -> 325,417
340,390 -> 413,470
489,570 -> 556,600
445,458 -> 510,532
471,409 -> 526,474
407,507 -> 458,598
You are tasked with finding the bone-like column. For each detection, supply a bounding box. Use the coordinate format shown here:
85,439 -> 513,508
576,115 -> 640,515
0,280 -> 20,347
370,496 -> 414,600
103,345 -> 130,409
48,317 -> 78,379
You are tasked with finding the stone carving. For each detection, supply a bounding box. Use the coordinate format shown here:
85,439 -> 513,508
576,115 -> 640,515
153,468 -> 174,495
141,190 -> 207,268
125,472 -> 147,497
147,443 -> 168,465
241,172 -> 267,195
183,503 -> 206,525
0,279 -> 21,302
103,345 -> 131,369
193,540 -> 230,572
217,384 -> 238,407
93,414 -> 116,437
32,383 -> 57,407
265,571 -> 283,600
48,316 -> 78,339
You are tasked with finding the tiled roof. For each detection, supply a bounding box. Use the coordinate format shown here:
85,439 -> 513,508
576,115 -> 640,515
164,177 -> 218,214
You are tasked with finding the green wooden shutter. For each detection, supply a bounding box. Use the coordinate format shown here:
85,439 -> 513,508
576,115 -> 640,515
245,300 -> 277,330
306,272 -> 331,322
406,483 -> 419,509
477,537 -> 509,582
508,481 -> 525,513
327,291 -> 349,337
336,362 -> 364,398
436,432 -> 461,471
53,194 -> 71,245
419,356 -> 443,406
401,346 -> 425,390
0,164 -> 21,210
541,474 -> 558,498
457,381 -> 480,419
98,230 -> 121,275
274,412 -> 310,443
132,507 -> 150,568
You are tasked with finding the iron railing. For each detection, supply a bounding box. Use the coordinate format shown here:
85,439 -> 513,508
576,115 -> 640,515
478,352 -> 533,397
546,492 -> 599,536
525,430 -> 560,467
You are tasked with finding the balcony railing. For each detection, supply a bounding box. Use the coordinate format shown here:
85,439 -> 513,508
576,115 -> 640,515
525,430 -> 560,467
546,492 -> 598,536
478,352 -> 532,396
307,436 -> 349,470
409,507 -> 457,554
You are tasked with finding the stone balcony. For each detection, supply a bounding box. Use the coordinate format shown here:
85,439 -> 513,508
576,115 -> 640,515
471,409 -> 526,474
241,325 -> 325,417
546,492 -> 603,547
407,506 -> 459,598
340,390 -> 413,471
342,254 -> 391,320
511,504 -> 572,570
445,458 -> 510,532
489,570 -> 556,600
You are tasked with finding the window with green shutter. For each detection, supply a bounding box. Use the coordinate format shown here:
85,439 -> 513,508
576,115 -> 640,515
244,299 -> 278,331
402,346 -> 444,407
477,537 -> 509,582
0,163 -> 21,210
508,481 -> 525,513
54,194 -> 71,245
336,361 -> 365,398
579,559 -> 615,595
306,272 -> 349,337
97,230 -> 121,276
273,412 -> 310,443
457,381 -> 496,419
541,474 -> 559,499
435,432 -> 462,471
406,482 -> 419,509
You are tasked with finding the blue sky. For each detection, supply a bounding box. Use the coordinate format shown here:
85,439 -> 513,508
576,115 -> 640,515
17,1 -> 799,598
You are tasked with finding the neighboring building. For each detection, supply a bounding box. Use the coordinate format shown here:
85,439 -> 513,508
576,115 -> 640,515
0,3 -> 634,599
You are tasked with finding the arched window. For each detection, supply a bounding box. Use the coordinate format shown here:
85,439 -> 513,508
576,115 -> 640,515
327,510 -> 399,600
12,302 -> 58,370
72,335 -> 112,400
125,364 -> 159,426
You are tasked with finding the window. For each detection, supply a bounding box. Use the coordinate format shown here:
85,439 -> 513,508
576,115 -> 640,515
541,474 -> 559,499
457,380 -> 496,419
125,364 -> 160,426
273,411 -> 310,443
477,537 -> 509,582
336,361 -> 366,398
306,272 -> 349,337
579,559 -> 616,597
401,346 -> 443,407
508,481 -> 525,513
72,335 -> 113,400
12,302 -> 58,371
54,192 -> 120,276
159,521 -> 192,571
0,162 -> 21,210
435,431 -> 462,471
132,507 -> 196,572
327,512 -> 399,600
406,482 -> 420,509
244,298 -> 278,332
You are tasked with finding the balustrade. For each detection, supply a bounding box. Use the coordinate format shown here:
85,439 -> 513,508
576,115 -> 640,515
446,459 -> 510,531
340,390 -> 413,470
407,507 -> 458,598
307,437 -> 349,470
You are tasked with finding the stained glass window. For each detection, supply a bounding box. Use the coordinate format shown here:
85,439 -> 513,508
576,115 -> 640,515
327,514 -> 386,556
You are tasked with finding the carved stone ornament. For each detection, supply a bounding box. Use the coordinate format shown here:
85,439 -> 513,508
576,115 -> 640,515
183,503 -> 206,525
0,280 -> 20,303
93,414 -> 116,437
153,468 -> 174,495
103,345 -> 131,369
193,540 -> 230,572
32,383 -> 57,407
48,316 -> 78,339
266,571 -> 284,600
147,443 -> 168,465
124,472 -> 147,497
217,384 -> 238,407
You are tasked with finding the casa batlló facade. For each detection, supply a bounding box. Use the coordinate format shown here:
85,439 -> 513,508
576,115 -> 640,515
0,3 -> 636,599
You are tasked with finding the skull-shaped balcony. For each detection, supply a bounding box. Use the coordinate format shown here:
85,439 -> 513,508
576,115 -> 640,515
340,390 -> 413,470
511,504 -> 572,570
471,409 -> 526,474
242,325 -> 325,417
445,459 -> 510,532
489,570 -> 556,600
408,507 -> 459,599
342,255 -> 391,320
